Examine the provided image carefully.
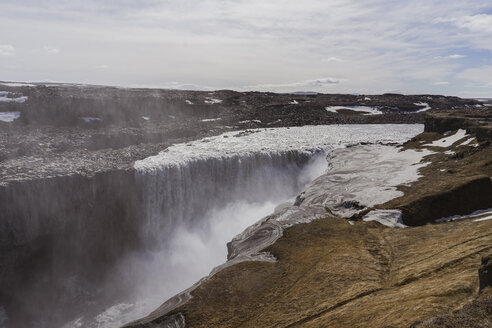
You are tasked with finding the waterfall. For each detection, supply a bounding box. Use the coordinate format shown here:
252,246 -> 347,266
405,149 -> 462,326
135,150 -> 325,246
0,124 -> 424,328
132,124 -> 424,250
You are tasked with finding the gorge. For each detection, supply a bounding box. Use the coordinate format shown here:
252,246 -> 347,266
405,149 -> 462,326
0,123 -> 422,327
0,84 -> 490,328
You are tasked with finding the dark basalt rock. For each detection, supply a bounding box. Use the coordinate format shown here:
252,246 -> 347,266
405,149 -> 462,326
479,254 -> 492,294
0,170 -> 142,326
339,200 -> 366,210
401,176 -> 492,226
425,111 -> 492,142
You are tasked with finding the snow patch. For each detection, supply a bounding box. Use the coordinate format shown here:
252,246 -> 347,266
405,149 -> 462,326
142,116 -> 150,121
414,102 -> 431,112
201,118 -> 222,122
474,215 -> 492,222
363,209 -> 407,228
185,100 -> 193,105
290,100 -> 299,105
300,145 -> 434,217
204,97 -> 222,104
238,120 -> 262,124
325,106 -> 383,115
0,111 -> 20,122
81,117 -> 101,123
459,137 -> 478,147
0,92 -> 28,103
0,82 -> 35,87
436,208 -> 492,223
424,129 -> 468,148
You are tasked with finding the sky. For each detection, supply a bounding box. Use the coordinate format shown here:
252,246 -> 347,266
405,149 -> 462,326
1,0 -> 492,96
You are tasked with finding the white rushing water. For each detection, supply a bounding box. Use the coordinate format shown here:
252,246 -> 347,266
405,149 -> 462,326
62,124 -> 423,328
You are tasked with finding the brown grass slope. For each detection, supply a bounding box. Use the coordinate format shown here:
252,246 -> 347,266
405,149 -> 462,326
153,217 -> 491,328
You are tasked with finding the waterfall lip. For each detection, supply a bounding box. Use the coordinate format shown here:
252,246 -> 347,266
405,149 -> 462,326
134,124 -> 424,172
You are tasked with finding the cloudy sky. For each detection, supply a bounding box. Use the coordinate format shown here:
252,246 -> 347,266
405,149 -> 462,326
1,0 -> 492,96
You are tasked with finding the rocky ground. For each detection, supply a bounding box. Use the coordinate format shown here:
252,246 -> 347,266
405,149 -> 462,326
0,82 -> 485,183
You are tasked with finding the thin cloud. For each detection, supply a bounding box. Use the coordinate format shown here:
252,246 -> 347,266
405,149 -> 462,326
43,46 -> 60,54
434,54 -> 466,59
159,82 -> 215,91
457,66 -> 492,88
0,45 -> 15,56
456,14 -> 492,33
243,78 -> 342,92
322,57 -> 343,62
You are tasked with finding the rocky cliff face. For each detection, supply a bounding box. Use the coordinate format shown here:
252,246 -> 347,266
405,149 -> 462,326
0,170 -> 142,327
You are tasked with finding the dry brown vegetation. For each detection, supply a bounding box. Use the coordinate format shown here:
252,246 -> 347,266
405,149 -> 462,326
153,217 -> 491,328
